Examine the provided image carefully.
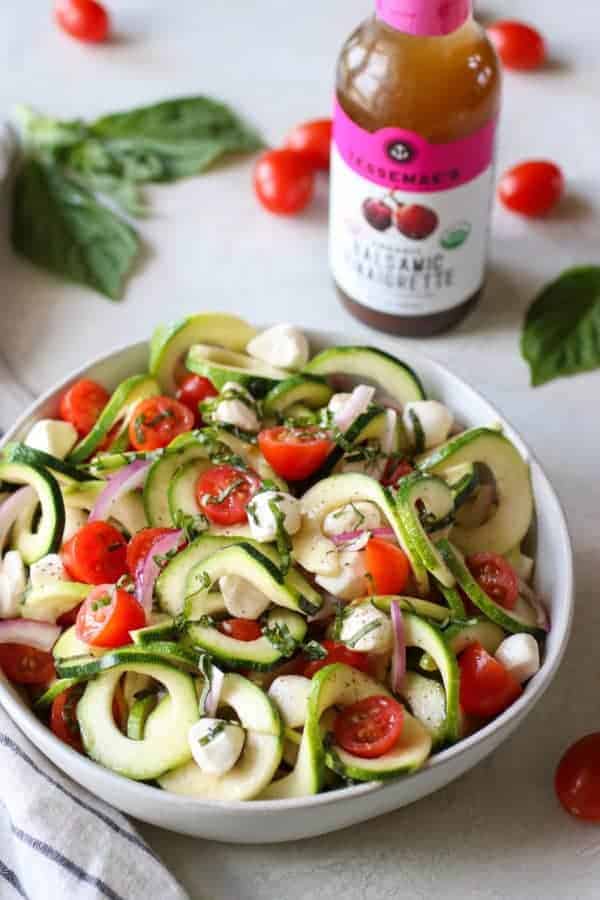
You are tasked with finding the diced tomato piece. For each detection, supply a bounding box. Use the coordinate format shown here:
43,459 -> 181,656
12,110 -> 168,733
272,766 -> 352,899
196,464 -> 261,526
302,639 -> 371,678
258,426 -> 333,481
61,521 -> 128,585
458,642 -> 522,719
175,374 -> 218,428
218,618 -> 263,642
382,458 -> 413,487
334,695 -> 404,759
126,527 -> 180,579
59,379 -> 110,437
129,396 -> 194,451
76,585 -> 146,648
467,552 -> 519,610
365,538 -> 410,595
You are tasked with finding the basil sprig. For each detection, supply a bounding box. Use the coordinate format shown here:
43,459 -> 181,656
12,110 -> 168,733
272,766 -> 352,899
11,98 -> 262,300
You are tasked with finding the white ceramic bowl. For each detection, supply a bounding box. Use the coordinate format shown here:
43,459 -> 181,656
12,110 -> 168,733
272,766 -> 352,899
0,330 -> 573,843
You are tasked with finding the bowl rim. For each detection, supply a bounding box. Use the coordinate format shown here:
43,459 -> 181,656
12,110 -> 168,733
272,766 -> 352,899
0,332 -> 574,814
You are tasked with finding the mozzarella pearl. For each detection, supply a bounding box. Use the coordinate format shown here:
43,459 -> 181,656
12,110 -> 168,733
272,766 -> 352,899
247,491 -> 302,543
339,603 -> 393,653
25,419 -> 78,460
29,553 -> 67,588
268,675 -> 312,728
219,574 -> 271,620
247,324 -> 309,370
495,633 -> 540,684
214,398 -> 260,433
324,501 -> 382,537
316,550 -> 369,601
188,718 -> 245,776
403,401 -> 454,450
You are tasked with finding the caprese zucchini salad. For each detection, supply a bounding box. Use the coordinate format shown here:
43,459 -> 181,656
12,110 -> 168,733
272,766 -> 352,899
0,313 -> 549,801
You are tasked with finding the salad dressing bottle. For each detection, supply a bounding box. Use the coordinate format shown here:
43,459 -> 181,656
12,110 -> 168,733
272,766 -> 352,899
329,0 -> 501,336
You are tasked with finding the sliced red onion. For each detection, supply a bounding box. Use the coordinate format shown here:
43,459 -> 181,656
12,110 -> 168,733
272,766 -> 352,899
371,527 -> 396,541
0,487 -> 36,551
135,529 -> 184,619
519,578 -> 550,632
330,529 -> 369,551
89,459 -> 152,522
390,600 -> 406,693
380,409 -> 398,456
203,662 -> 225,717
0,618 -> 60,652
333,385 -> 375,433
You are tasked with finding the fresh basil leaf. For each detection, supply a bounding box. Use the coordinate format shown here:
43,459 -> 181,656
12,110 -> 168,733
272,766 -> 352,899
11,158 -> 139,300
521,266 -> 600,386
66,96 -> 263,184
14,104 -> 88,154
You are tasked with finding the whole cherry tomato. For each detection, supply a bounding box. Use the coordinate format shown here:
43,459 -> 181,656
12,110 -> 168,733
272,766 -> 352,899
498,160 -> 564,217
254,149 -> 315,215
555,733 -> 600,821
59,379 -> 109,437
285,119 -> 332,171
54,0 -> 110,43
487,20 -> 546,71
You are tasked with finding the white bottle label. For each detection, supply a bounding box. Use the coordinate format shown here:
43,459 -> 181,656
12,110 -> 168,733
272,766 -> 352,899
329,101 -> 497,317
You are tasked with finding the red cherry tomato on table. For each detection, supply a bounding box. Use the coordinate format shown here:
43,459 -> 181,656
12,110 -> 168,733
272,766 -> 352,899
59,379 -> 110,437
285,119 -> 332,172
61,521 -> 128,585
128,396 -> 194,452
76,585 -> 146,648
126,527 -> 180,579
254,149 -> 315,215
555,734 -> 600,821
302,640 -> 371,678
196,464 -> 261,526
458,642 -> 522,719
0,644 -> 56,685
50,686 -> 85,751
175,374 -> 218,428
498,161 -> 564,218
258,426 -> 333,481
218,618 -> 263,642
466,552 -> 519,611
487,20 -> 546,71
365,538 -> 411,596
54,0 -> 110,43
334,695 -> 404,759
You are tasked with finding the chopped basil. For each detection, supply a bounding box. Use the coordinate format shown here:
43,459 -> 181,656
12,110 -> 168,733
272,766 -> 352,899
198,720 -> 226,746
332,601 -> 346,641
408,408 -> 425,454
302,640 -> 327,661
262,622 -> 297,658
344,619 -> 381,649
203,477 -> 246,506
268,497 -> 292,574
174,509 -> 209,542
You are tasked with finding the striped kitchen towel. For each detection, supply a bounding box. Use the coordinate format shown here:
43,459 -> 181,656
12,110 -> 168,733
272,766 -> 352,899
0,704 -> 189,900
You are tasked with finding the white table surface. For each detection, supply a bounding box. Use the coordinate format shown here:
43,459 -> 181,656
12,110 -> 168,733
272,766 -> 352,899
1,1 -> 599,897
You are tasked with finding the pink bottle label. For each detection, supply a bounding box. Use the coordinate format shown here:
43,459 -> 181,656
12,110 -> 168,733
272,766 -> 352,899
375,0 -> 470,36
333,99 -> 496,194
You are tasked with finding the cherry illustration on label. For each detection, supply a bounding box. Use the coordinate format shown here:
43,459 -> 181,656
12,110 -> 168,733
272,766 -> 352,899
394,204 -> 439,240
362,198 -> 393,231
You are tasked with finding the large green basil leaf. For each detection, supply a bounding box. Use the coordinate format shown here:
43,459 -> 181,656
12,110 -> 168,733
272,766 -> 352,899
11,158 -> 139,300
521,266 -> 600,386
66,95 -> 263,183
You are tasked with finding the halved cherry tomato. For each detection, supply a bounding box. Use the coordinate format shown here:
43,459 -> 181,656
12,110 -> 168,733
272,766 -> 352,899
59,378 -> 110,437
466,552 -> 519,610
129,396 -> 194,452
382,457 -> 414,487
54,0 -> 110,43
302,639 -> 371,678
175,374 -> 218,428
285,119 -> 332,171
0,644 -> 55,685
50,685 -> 85,751
258,426 -> 333,481
487,20 -> 546,71
555,733 -> 600,821
196,464 -> 261,526
334,695 -> 404,759
498,160 -> 564,218
365,538 -> 411,595
218,618 -> 263,642
254,149 -> 315,215
61,521 -> 128,585
76,585 -> 146,648
56,604 -> 82,629
126,527 -> 180,579
458,642 -> 522,719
